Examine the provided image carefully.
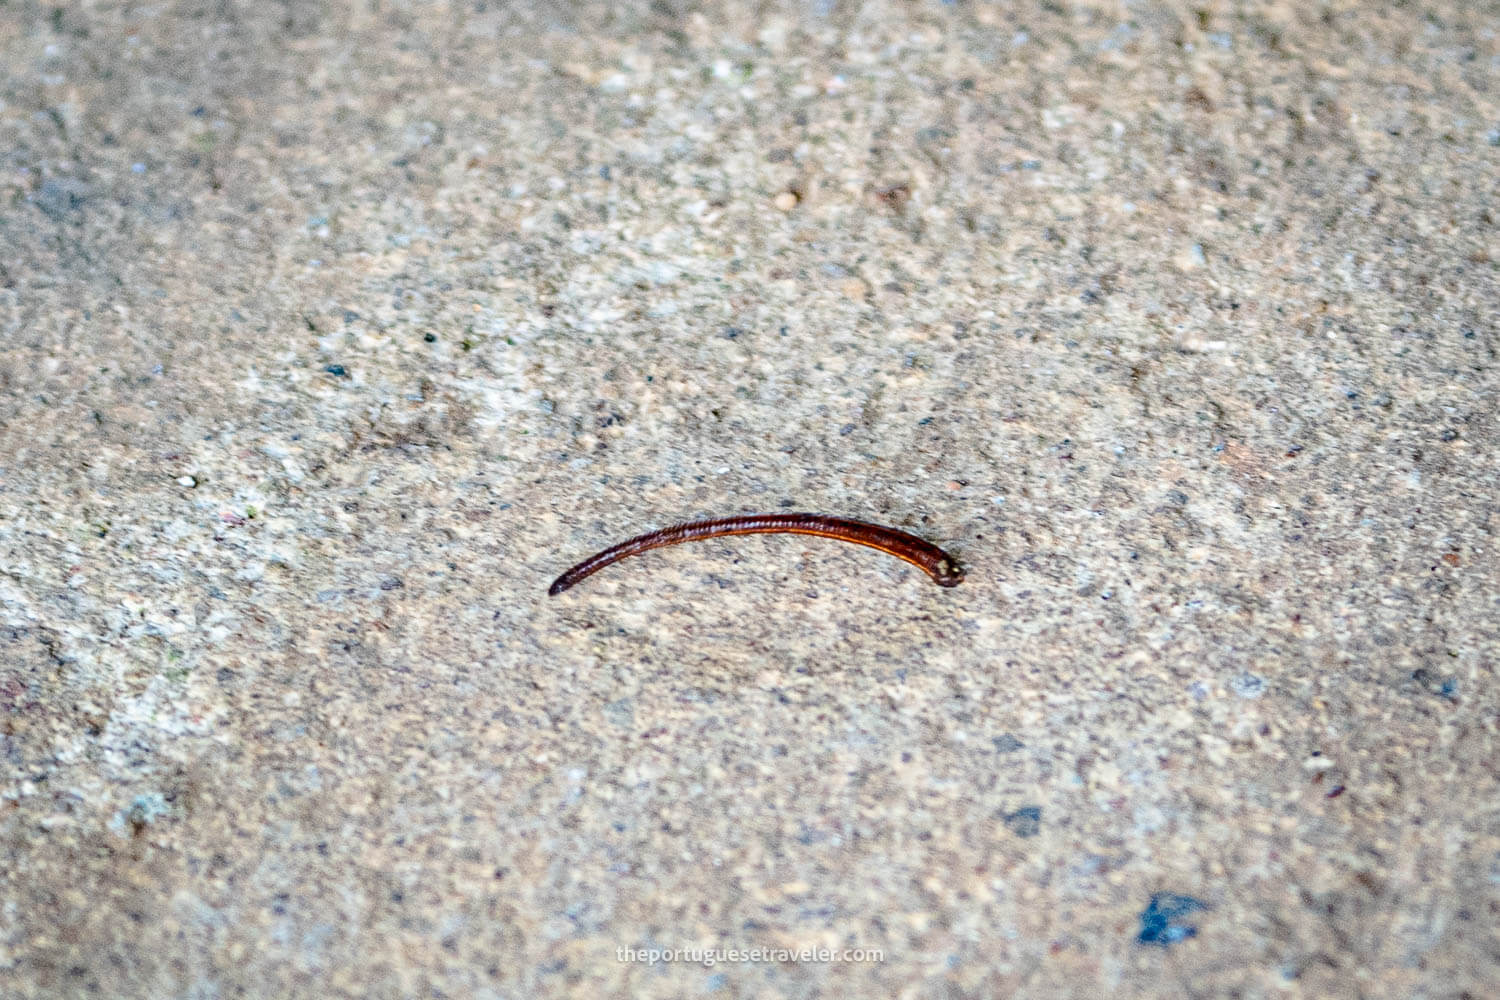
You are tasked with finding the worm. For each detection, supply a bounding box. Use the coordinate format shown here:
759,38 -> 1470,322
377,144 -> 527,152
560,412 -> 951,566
548,513 -> 964,595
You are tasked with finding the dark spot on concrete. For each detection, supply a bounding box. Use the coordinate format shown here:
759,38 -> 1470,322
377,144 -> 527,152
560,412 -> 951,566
324,364 -> 348,377
1411,668 -> 1459,701
1003,806 -> 1042,838
992,733 -> 1025,753
35,178 -> 90,220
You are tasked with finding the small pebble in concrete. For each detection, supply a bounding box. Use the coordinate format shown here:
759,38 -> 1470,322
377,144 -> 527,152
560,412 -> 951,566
1230,673 -> 1266,699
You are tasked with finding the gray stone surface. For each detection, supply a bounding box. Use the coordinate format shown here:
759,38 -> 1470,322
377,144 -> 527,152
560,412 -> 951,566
1,2 -> 1496,997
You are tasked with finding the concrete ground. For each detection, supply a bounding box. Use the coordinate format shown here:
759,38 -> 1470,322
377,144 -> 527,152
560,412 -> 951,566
1,1 -> 1496,997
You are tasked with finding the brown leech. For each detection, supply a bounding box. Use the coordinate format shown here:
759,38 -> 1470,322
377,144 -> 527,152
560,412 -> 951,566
548,513 -> 964,595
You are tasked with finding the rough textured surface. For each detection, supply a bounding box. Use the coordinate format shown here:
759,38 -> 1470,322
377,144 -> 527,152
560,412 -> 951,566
2,2 -> 1497,997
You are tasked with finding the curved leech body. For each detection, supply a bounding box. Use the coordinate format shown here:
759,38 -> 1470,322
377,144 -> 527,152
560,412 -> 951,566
547,513 -> 964,595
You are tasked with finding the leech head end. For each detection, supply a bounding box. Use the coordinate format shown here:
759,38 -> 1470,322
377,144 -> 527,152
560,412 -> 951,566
934,558 -> 965,587
547,577 -> 571,596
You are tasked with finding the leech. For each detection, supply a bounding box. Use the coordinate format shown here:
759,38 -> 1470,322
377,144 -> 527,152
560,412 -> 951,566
548,513 -> 965,595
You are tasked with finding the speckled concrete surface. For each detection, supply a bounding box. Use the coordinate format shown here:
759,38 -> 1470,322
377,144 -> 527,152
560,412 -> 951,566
2,2 -> 1497,997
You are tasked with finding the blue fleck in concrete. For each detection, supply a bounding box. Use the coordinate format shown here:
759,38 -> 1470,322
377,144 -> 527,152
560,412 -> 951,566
1137,893 -> 1207,946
